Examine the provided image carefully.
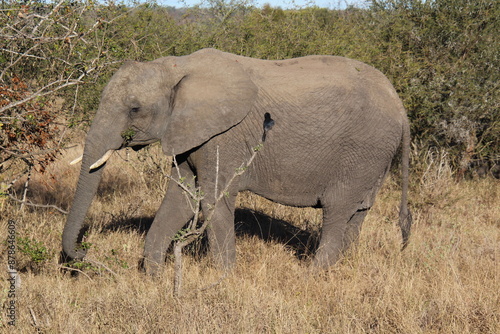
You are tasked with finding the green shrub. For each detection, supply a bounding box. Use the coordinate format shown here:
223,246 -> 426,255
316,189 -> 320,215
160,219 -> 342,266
17,237 -> 52,264
2,0 -> 498,176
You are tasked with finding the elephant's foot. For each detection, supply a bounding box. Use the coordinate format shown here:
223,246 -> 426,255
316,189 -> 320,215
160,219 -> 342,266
313,207 -> 368,269
312,246 -> 343,269
142,255 -> 164,276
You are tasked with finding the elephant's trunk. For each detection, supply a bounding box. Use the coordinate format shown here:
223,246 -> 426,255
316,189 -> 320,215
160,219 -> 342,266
62,149 -> 106,260
62,129 -> 122,260
62,99 -> 129,260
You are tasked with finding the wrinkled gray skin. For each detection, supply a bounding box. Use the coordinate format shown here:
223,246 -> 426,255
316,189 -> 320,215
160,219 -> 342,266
62,48 -> 412,274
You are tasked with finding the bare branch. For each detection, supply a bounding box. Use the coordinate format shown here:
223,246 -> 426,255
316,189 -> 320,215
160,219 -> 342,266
0,146 -> 62,159
85,257 -> 119,278
214,143 -> 262,204
31,0 -> 66,35
0,47 -> 46,60
0,44 -> 40,80
215,145 -> 219,199
1,168 -> 29,192
200,271 -> 230,292
167,155 -> 199,214
7,193 -> 68,215
0,74 -> 86,114
173,242 -> 184,297
20,165 -> 32,211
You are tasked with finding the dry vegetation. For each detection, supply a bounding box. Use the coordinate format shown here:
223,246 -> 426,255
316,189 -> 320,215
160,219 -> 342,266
1,142 -> 499,333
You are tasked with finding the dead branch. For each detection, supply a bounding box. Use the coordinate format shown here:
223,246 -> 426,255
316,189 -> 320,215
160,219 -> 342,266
0,146 -> 63,159
85,256 -> 119,279
7,193 -> 68,215
59,265 -> 94,281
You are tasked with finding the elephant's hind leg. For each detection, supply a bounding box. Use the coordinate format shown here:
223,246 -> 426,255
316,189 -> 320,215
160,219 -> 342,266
313,202 -> 369,268
143,162 -> 196,275
343,209 -> 368,251
313,204 -> 354,268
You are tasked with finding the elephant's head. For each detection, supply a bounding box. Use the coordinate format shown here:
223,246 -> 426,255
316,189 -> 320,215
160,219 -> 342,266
62,49 -> 258,261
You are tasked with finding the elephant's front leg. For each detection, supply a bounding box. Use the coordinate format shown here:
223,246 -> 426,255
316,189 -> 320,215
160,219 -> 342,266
201,190 -> 238,270
143,161 -> 196,275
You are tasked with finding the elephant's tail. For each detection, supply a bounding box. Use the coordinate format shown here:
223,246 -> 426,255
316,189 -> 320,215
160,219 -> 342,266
399,119 -> 412,249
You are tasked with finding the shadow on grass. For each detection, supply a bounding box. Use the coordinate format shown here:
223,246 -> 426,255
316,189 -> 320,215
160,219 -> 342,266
103,216 -> 154,235
100,208 -> 319,261
235,208 -> 319,260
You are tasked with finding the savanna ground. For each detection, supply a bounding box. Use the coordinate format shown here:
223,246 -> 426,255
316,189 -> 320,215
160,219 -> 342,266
1,142 -> 499,333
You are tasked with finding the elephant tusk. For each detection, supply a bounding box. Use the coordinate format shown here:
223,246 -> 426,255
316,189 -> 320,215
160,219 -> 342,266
69,155 -> 83,165
89,150 -> 114,170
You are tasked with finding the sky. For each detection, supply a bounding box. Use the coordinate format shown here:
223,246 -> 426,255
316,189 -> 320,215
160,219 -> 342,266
157,0 -> 365,9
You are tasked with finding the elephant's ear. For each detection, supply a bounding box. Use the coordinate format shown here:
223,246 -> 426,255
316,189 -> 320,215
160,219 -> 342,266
161,50 -> 258,156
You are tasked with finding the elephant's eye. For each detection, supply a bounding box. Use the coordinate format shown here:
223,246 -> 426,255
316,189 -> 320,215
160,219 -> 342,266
131,107 -> 140,113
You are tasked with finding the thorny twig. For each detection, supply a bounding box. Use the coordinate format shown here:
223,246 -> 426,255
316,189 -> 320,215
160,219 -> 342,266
20,165 -> 31,211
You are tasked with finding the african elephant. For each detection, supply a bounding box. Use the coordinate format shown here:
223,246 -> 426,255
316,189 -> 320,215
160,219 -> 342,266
62,48 -> 412,274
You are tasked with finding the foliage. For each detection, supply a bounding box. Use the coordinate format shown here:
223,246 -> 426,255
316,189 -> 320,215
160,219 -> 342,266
367,0 -> 499,173
121,128 -> 137,142
1,0 -> 498,181
16,236 -> 52,266
0,77 -> 57,173
106,249 -> 130,269
0,0 -> 122,195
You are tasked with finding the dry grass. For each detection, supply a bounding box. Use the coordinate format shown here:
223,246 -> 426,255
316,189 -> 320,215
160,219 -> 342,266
1,144 -> 499,333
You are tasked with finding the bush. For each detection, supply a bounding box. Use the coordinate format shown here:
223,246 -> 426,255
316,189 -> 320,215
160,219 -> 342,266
367,0 -> 499,173
1,0 -> 498,182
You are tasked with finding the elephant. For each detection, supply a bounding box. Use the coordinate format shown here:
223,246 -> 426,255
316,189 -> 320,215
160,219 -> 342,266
62,48 -> 412,274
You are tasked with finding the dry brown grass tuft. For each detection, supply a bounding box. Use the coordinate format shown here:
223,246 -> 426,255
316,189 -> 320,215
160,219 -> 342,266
1,144 -> 499,333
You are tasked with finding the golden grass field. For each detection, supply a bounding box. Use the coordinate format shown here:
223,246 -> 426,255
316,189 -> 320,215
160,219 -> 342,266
1,143 -> 499,333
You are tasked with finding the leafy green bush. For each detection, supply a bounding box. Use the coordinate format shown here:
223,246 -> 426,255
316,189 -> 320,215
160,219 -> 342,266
16,237 -> 53,272
2,0 -> 498,177
367,0 -> 499,172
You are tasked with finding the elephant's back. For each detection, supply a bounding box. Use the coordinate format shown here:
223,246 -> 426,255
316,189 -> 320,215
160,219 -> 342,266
245,55 -> 404,120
